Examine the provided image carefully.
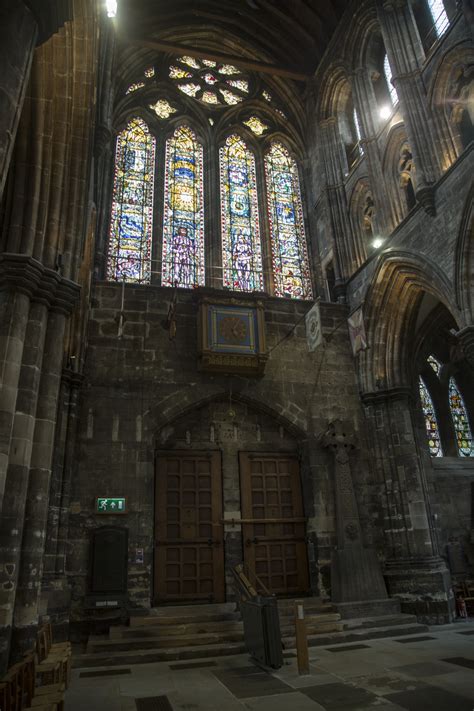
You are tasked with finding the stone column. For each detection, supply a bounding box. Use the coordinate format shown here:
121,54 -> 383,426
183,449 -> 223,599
362,387 -> 455,623
319,118 -> 356,290
0,255 -> 43,514
10,280 -> 79,661
351,67 -> 397,234
0,270 -> 54,674
321,420 -> 388,606
376,0 -> 444,213
0,2 -> 37,201
41,368 -> 83,639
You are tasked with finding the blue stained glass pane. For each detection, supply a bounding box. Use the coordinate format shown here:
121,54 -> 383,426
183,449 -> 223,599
449,378 -> 473,457
162,126 -> 205,288
107,117 -> 155,283
419,377 -> 442,457
264,142 -> 312,300
220,134 -> 263,292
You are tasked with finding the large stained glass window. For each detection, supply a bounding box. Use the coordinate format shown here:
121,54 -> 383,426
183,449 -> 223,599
162,126 -> 205,288
219,135 -> 263,292
448,378 -> 473,456
419,377 -> 442,457
428,0 -> 449,37
107,117 -> 156,283
264,142 -> 312,299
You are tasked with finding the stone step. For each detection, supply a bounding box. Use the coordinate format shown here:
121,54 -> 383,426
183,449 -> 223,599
73,641 -> 247,668
282,621 -> 429,650
110,619 -> 244,639
281,620 -> 345,637
129,606 -> 240,628
87,630 -> 245,654
342,614 -> 419,631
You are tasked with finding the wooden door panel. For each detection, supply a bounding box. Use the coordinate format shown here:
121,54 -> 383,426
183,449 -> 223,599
155,451 -> 224,604
240,453 -> 309,596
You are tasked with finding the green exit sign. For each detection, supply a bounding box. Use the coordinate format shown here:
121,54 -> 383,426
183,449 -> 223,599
96,497 -> 127,514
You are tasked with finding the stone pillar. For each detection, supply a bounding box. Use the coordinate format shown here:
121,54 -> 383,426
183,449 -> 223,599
41,368 -> 83,639
456,326 -> 474,369
362,387 -> 455,623
321,420 -> 388,606
0,255 -> 43,513
376,0 -> 444,212
319,118 -> 356,290
0,279 -> 52,673
10,280 -> 78,661
351,67 -> 397,235
0,2 -> 37,201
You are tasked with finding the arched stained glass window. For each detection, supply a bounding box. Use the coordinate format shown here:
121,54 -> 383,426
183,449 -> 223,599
383,54 -> 399,106
419,377 -> 442,457
162,125 -> 205,288
448,378 -> 473,456
219,134 -> 263,292
264,143 -> 312,300
427,0 -> 449,37
107,117 -> 156,283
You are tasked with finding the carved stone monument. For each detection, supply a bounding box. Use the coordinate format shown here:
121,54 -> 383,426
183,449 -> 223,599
322,420 -> 388,605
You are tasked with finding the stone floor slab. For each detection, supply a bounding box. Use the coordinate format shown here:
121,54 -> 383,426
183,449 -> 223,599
383,685 -> 473,710
300,681 -> 380,709
390,661 -> 457,677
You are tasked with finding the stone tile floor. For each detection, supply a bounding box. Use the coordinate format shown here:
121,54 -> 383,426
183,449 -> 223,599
66,620 -> 474,711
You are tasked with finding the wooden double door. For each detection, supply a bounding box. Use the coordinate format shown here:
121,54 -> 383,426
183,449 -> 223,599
154,450 -> 309,604
154,451 -> 225,604
240,453 -> 309,596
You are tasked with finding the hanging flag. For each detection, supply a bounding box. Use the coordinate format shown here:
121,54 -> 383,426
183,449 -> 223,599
348,306 -> 368,356
306,299 -> 323,352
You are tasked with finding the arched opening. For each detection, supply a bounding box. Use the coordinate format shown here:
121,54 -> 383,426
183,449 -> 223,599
153,398 -> 310,604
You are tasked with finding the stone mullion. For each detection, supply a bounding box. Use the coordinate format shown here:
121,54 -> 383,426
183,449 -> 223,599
255,152 -> 274,296
0,1 -> 38,202
377,0 -> 443,197
351,68 -> 397,236
320,118 -> 354,285
207,136 -> 221,290
11,308 -> 68,660
0,297 -> 49,674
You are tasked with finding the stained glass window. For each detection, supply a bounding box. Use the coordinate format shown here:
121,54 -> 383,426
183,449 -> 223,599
428,0 -> 449,37
126,81 -> 145,95
219,135 -> 263,292
383,55 -> 399,105
419,377 -> 443,457
149,100 -> 177,119
107,117 -> 155,283
170,57 -> 249,106
243,117 -> 268,136
449,378 -> 473,456
162,126 -> 205,289
264,142 -> 312,299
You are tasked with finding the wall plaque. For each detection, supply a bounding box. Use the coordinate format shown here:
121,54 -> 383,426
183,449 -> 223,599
198,297 -> 267,375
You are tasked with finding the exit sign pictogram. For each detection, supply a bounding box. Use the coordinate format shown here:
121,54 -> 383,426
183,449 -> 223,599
96,497 -> 127,514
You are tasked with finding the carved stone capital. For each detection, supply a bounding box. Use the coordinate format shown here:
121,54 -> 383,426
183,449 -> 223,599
416,185 -> 436,216
0,253 -> 44,298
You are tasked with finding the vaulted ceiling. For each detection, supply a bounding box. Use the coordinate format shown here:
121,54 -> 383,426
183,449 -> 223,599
116,0 -> 350,81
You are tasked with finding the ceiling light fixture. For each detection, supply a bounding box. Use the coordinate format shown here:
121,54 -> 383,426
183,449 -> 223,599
372,237 -> 384,249
379,105 -> 391,120
106,0 -> 117,18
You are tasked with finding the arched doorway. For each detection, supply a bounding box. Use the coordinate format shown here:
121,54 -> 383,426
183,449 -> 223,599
153,398 -> 310,604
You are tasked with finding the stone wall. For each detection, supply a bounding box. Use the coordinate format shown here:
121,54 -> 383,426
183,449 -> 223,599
67,285 -> 378,618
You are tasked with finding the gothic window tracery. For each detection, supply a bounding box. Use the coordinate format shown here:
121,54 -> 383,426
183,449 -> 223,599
219,134 -> 263,292
107,117 -> 156,284
162,125 -> 205,289
108,62 -> 312,299
419,377 -> 443,456
264,142 -> 312,300
448,378 -> 473,457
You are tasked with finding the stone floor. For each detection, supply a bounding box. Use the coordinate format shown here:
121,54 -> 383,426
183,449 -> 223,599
66,620 -> 474,710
